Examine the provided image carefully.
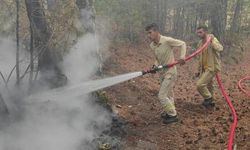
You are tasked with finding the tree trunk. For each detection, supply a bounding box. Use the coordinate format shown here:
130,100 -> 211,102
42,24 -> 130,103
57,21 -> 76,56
159,0 -> 167,33
76,0 -> 96,34
156,0 -> 160,30
0,92 -> 8,115
231,0 -> 243,32
173,7 -> 184,38
16,0 -> 20,85
76,0 -> 104,74
210,0 -> 228,41
25,0 -> 66,88
29,17 -> 34,86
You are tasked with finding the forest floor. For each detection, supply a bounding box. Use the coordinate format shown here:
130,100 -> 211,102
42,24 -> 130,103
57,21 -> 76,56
102,40 -> 250,150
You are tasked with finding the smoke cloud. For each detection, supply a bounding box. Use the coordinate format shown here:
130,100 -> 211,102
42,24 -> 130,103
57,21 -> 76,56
0,33 -> 111,150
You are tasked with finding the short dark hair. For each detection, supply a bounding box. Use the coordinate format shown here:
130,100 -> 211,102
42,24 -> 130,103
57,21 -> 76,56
145,23 -> 159,32
197,25 -> 208,31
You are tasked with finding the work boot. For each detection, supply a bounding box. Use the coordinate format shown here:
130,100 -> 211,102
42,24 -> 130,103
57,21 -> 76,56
161,113 -> 178,124
160,112 -> 168,119
202,97 -> 215,108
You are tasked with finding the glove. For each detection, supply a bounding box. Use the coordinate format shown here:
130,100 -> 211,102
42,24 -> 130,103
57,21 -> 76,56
151,65 -> 157,74
195,72 -> 200,78
178,59 -> 186,66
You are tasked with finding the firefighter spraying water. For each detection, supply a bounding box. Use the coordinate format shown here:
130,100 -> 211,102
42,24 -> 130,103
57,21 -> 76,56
28,24 -> 237,150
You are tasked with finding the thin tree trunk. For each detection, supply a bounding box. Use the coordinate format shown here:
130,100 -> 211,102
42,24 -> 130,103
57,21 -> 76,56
160,0 -> 167,33
16,0 -> 20,85
173,8 -> 184,38
27,7 -> 34,86
0,92 -> 8,115
156,0 -> 160,31
231,0 -> 243,32
210,0 -> 228,41
29,25 -> 34,85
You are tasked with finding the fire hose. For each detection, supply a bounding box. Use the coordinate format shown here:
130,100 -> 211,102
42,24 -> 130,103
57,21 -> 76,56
142,36 -> 237,150
238,76 -> 250,97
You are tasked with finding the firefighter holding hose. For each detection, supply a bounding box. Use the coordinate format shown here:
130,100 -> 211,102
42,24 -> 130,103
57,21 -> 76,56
145,23 -> 187,124
195,25 -> 223,108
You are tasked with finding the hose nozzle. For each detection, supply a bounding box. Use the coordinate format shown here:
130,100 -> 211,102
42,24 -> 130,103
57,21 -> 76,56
142,65 -> 167,75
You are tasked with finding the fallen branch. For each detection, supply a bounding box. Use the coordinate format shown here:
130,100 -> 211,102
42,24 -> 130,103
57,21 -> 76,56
0,71 -> 7,87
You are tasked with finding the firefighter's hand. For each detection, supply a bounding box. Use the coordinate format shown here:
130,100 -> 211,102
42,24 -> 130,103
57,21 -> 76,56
208,34 -> 214,42
151,65 -> 157,74
195,72 -> 200,78
178,59 -> 186,66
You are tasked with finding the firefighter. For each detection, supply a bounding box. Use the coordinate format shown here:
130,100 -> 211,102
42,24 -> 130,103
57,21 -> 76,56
145,23 -> 186,124
195,25 -> 223,108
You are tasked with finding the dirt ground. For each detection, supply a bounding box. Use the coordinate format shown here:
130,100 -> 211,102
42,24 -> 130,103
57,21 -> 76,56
102,41 -> 250,150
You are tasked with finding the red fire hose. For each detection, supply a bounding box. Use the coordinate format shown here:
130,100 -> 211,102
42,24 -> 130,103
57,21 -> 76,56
238,76 -> 250,97
216,74 -> 237,150
155,36 -> 237,150
180,37 -> 236,150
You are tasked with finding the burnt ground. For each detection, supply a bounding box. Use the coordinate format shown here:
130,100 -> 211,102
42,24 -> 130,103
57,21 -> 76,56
102,42 -> 250,150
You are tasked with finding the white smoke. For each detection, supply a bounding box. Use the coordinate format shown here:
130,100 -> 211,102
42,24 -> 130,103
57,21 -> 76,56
0,34 -> 111,150
0,38 -> 18,78
63,34 -> 100,84
0,38 -> 30,86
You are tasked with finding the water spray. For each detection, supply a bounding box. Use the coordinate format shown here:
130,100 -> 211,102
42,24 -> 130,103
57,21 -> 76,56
28,36 -> 237,150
